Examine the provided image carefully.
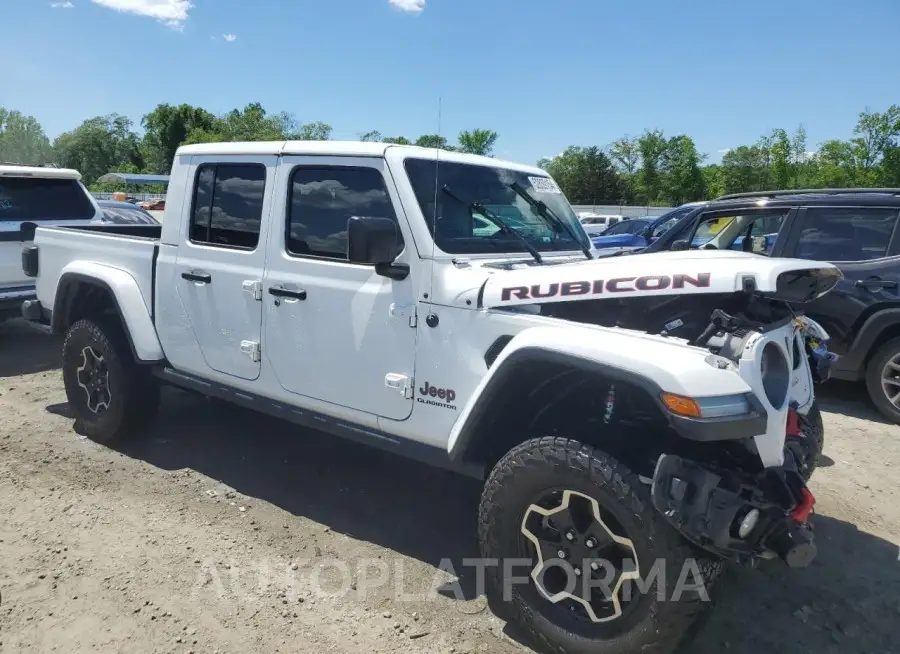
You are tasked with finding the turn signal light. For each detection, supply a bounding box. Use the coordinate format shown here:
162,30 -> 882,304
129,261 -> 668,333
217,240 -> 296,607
661,393 -> 703,418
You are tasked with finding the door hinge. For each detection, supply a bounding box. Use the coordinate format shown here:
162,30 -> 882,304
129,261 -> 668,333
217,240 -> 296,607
240,340 -> 261,362
390,303 -> 417,328
384,373 -> 414,399
242,280 -> 263,301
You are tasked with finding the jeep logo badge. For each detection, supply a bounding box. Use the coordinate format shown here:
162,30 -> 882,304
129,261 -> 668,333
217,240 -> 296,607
417,382 -> 457,410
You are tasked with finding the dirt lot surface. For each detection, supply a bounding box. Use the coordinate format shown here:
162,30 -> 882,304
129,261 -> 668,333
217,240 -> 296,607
1,318 -> 898,654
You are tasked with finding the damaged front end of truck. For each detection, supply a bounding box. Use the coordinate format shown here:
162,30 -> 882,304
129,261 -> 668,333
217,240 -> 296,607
475,250 -> 842,568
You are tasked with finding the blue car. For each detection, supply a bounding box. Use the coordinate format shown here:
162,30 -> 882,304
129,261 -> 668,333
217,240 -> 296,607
590,203 -> 706,252
589,217 -> 655,250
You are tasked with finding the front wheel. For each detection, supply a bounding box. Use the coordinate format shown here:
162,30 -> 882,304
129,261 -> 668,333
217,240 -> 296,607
62,318 -> 160,445
478,437 -> 722,654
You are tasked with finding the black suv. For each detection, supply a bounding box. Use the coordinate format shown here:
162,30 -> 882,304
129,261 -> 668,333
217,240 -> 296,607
641,188 -> 900,424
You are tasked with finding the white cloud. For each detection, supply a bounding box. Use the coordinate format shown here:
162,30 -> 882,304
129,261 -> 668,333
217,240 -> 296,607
223,33 -> 236,42
90,0 -> 193,29
389,0 -> 426,13
50,1 -> 74,7
718,148 -> 732,155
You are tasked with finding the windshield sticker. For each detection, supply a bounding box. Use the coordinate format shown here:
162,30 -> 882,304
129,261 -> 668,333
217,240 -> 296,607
527,176 -> 562,194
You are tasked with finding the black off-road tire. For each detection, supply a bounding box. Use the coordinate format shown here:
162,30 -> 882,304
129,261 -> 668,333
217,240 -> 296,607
795,401 -> 825,482
478,437 -> 723,654
865,336 -> 900,425
62,318 -> 160,445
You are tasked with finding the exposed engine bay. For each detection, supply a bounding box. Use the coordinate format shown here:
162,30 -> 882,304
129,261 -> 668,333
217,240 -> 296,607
533,290 -> 794,347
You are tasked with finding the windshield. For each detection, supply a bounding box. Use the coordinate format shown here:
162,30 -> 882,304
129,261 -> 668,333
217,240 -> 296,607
403,158 -> 587,255
648,206 -> 695,238
0,176 -> 95,222
602,219 -> 649,236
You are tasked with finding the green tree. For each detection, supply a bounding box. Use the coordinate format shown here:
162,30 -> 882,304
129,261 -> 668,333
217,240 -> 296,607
291,120 -> 332,141
660,135 -> 705,205
383,136 -> 412,145
140,103 -> 218,173
52,114 -> 143,185
608,136 -> 641,203
635,129 -> 668,203
543,146 -> 621,205
719,145 -> 770,194
359,130 -> 383,142
0,107 -> 53,165
415,134 -> 454,150
456,128 -> 498,156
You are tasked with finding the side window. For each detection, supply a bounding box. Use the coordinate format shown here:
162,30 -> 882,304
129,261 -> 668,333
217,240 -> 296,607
286,166 -> 403,260
190,164 -> 266,249
796,208 -> 900,261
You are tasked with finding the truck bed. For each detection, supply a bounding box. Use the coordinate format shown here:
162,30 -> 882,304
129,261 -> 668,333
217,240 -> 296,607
31,224 -> 162,321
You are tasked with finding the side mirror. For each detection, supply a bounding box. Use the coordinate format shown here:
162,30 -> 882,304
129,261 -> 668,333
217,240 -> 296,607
671,239 -> 691,251
347,216 -> 409,279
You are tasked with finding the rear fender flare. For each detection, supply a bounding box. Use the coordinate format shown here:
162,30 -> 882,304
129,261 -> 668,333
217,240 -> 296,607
53,261 -> 164,363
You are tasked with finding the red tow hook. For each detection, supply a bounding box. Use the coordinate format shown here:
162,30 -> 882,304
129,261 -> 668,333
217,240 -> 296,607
791,488 -> 816,523
786,405 -> 802,438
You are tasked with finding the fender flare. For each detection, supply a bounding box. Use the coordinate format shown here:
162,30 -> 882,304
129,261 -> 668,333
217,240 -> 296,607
838,307 -> 900,377
53,262 -> 164,363
446,325 -> 757,463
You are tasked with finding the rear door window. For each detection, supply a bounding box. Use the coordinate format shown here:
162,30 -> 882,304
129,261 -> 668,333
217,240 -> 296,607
795,207 -> 900,261
0,176 -> 95,221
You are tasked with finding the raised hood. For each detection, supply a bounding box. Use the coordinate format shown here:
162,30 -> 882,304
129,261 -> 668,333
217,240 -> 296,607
480,250 -> 843,308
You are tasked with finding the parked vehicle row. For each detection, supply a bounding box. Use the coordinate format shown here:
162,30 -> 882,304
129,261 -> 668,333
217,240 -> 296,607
604,189 -> 900,425
0,163 -> 160,324
20,140 -> 836,654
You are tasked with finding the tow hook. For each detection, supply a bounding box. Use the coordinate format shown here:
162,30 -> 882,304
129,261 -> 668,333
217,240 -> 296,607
768,487 -> 818,568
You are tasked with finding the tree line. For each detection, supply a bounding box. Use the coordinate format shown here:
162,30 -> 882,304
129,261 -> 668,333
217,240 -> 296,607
1,102 -> 898,204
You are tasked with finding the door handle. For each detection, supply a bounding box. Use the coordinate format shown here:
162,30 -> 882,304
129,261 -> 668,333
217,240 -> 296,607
268,285 -> 307,300
182,270 -> 212,284
855,278 -> 898,291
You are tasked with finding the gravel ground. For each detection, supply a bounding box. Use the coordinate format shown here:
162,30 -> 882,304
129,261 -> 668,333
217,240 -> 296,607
1,318 -> 898,654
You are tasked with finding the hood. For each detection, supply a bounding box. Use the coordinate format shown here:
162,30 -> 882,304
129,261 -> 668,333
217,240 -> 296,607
480,250 -> 843,308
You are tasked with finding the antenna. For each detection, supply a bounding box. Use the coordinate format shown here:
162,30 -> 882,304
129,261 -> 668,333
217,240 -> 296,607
425,97 -> 443,306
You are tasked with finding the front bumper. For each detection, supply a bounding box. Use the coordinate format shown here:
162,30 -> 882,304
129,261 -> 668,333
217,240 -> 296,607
650,451 -> 817,568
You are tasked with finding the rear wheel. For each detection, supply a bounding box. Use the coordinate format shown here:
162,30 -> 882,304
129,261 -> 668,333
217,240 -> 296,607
478,437 -> 722,654
865,336 -> 900,425
62,318 -> 160,444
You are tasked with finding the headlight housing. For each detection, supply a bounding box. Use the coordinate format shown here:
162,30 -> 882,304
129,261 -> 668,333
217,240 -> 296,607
760,341 -> 790,410
661,392 -> 752,418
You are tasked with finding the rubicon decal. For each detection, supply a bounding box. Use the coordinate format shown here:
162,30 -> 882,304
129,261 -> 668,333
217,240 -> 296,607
499,273 -> 712,302
417,382 -> 458,410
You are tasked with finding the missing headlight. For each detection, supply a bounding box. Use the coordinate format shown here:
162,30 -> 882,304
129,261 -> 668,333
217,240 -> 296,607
761,341 -> 790,409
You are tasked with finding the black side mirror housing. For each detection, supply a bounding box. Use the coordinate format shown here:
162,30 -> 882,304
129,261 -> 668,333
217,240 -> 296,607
671,239 -> 691,251
347,216 -> 409,279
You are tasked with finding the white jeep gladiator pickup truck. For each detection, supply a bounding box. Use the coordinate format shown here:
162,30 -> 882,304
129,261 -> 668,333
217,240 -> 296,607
0,163 -> 102,322
22,140 -> 839,654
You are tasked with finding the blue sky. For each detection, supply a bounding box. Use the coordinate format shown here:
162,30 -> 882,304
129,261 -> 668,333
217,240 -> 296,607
2,0 -> 899,165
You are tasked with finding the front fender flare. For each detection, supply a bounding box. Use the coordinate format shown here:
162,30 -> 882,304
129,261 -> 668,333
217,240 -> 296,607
53,261 -> 164,363
447,325 -> 755,462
